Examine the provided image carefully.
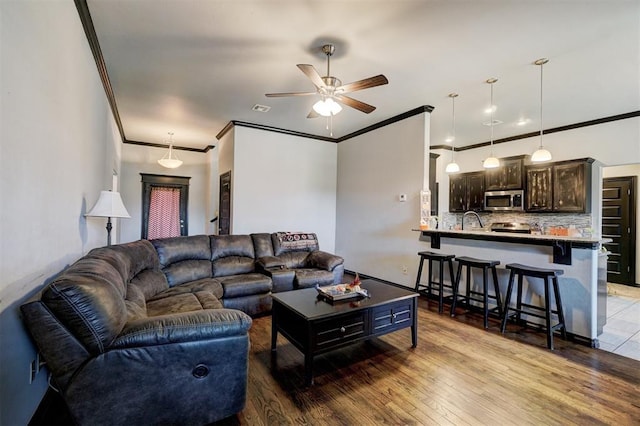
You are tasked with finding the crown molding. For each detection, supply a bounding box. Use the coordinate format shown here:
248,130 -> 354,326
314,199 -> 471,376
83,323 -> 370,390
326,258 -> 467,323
216,105 -> 435,142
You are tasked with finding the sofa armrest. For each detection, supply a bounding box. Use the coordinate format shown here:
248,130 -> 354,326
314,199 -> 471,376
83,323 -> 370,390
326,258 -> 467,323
257,255 -> 286,269
112,309 -> 252,349
305,250 -> 344,271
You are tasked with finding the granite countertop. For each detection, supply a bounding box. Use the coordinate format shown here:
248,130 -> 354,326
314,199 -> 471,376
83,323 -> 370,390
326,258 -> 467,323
413,228 -> 610,249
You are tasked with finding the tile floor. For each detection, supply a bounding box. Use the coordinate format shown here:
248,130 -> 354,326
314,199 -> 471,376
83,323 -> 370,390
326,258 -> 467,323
598,291 -> 640,361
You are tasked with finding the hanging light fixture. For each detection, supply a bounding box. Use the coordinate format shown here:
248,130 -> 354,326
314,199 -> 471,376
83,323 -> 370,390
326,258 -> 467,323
445,93 -> 460,173
158,132 -> 183,169
483,78 -> 500,169
531,58 -> 553,162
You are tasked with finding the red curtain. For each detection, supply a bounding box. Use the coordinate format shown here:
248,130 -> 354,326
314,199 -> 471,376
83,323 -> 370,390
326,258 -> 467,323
147,186 -> 180,240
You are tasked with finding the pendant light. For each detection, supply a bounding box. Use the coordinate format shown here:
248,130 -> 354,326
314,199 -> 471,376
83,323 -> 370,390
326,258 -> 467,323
531,58 -> 553,162
158,132 -> 183,169
483,78 -> 500,169
445,93 -> 460,173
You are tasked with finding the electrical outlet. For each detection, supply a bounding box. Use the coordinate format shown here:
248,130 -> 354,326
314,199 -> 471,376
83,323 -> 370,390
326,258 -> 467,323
401,265 -> 408,275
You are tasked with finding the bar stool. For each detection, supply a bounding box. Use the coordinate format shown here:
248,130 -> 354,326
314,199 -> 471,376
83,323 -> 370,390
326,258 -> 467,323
500,263 -> 566,350
450,256 -> 503,329
414,251 -> 456,314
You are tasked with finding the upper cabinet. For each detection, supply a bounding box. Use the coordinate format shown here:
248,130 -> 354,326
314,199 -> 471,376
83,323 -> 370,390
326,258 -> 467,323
525,165 -> 553,212
525,158 -> 593,213
449,171 -> 485,212
553,160 -> 592,212
485,155 -> 526,190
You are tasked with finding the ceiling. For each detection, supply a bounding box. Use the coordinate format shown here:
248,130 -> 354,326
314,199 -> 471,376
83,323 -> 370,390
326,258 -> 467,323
86,0 -> 639,151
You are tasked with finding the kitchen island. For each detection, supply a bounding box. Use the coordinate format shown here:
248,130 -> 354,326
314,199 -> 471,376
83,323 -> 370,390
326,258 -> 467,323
415,228 -> 608,345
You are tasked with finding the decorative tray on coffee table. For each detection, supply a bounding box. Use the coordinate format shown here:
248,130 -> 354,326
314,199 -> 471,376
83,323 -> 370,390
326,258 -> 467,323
316,284 -> 369,301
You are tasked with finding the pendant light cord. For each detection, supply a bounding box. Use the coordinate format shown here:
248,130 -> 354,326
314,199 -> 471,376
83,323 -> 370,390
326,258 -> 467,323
539,60 -> 544,145
490,81 -> 494,155
450,93 -> 457,162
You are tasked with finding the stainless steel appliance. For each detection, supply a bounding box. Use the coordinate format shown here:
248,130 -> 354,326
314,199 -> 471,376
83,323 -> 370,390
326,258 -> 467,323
489,222 -> 531,234
484,190 -> 524,211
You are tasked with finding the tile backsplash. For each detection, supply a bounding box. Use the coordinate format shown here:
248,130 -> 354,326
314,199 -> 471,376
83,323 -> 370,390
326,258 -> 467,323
440,212 -> 594,237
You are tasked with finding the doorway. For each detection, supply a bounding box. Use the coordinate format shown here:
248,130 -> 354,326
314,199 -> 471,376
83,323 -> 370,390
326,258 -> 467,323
140,174 -> 190,239
602,176 -> 637,285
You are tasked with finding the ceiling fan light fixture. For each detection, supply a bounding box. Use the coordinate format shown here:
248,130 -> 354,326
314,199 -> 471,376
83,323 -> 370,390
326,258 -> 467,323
313,97 -> 342,116
158,132 -> 183,169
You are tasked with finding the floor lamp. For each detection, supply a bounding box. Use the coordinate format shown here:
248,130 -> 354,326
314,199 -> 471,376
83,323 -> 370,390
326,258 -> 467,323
85,190 -> 131,246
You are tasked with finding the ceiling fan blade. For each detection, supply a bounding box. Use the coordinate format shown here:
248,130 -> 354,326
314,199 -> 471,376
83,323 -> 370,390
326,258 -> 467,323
297,64 -> 326,89
307,109 -> 320,119
337,74 -> 388,94
334,95 -> 376,114
265,91 -> 317,97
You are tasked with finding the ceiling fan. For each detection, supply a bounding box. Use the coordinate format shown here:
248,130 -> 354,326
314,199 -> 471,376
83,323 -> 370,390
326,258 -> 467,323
266,44 -> 388,118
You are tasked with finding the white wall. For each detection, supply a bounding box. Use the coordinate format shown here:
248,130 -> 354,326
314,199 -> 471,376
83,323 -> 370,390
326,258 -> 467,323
230,127 -> 338,252
336,113 -> 429,287
119,144 -> 213,242
603,163 -> 640,284
0,1 -> 122,424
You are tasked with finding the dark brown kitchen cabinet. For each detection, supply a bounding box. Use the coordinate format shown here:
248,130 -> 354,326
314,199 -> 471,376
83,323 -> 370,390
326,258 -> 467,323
553,159 -> 592,212
485,155 -> 525,190
526,165 -> 553,211
449,171 -> 485,212
525,158 -> 593,213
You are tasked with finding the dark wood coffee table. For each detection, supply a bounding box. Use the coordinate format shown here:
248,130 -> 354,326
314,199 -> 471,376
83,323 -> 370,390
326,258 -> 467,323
271,279 -> 418,385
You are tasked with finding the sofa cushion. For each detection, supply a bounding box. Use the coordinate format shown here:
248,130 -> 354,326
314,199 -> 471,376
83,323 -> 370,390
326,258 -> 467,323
152,235 -> 212,266
272,232 -> 319,256
210,235 -> 256,277
217,273 -> 272,298
275,251 -> 310,269
294,268 -> 335,289
112,239 -> 160,278
250,233 -> 274,258
149,278 -> 224,301
128,269 -> 169,300
162,259 -> 213,287
146,292 -> 223,317
42,258 -> 128,354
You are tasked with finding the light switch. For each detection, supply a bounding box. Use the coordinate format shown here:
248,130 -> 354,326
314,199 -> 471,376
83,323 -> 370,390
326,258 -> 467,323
399,194 -> 407,202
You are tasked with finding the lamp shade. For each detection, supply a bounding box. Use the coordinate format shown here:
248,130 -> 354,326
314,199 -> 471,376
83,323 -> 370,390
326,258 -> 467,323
483,156 -> 500,169
86,191 -> 131,218
445,162 -> 460,173
158,157 -> 183,168
531,147 -> 552,162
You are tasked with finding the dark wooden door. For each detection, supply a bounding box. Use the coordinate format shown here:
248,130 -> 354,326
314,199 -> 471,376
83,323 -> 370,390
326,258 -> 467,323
526,165 -> 553,211
218,171 -> 231,235
140,174 -> 190,239
602,176 -> 636,285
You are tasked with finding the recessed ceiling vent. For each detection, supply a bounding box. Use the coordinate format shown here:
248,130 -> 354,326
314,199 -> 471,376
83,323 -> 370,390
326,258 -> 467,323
252,104 -> 271,112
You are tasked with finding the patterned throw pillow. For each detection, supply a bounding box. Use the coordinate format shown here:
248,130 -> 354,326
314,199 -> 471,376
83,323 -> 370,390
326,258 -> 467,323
275,232 -> 317,251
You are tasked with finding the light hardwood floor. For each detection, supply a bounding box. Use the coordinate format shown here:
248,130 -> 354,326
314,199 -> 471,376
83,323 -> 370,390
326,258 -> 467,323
218,295 -> 640,425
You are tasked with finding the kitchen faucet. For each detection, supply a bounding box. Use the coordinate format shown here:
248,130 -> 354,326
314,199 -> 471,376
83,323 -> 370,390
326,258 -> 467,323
462,211 -> 484,230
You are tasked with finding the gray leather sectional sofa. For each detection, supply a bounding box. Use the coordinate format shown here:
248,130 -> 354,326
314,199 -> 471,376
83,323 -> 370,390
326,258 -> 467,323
20,232 -> 343,425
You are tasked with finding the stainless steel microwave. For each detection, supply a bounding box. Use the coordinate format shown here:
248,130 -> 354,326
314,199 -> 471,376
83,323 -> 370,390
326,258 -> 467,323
484,190 -> 524,211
